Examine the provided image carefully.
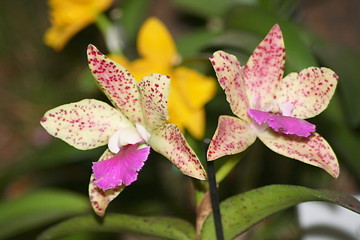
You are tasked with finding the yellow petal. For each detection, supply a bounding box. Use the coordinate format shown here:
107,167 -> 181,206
137,17 -> 178,66
110,55 -> 170,82
173,66 -> 217,110
44,0 -> 113,51
108,54 -> 130,68
129,58 -> 170,82
184,108 -> 205,140
167,84 -> 205,139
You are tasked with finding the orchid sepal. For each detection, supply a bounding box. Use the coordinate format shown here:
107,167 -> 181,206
40,99 -> 132,150
149,123 -> 207,180
87,44 -> 144,124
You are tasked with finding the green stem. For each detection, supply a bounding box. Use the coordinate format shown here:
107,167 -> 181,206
95,13 -> 112,37
215,154 -> 243,183
95,13 -> 123,55
192,179 -> 209,205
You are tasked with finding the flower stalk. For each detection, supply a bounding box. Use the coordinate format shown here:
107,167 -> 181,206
205,139 -> 224,240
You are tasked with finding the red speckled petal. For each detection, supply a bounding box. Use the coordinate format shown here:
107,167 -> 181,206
92,143 -> 150,190
87,44 -> 144,124
138,73 -> 170,131
207,115 -> 257,161
89,150 -> 125,217
248,109 -> 316,137
40,99 -> 132,150
244,24 -> 285,110
276,67 -> 338,119
209,51 -> 249,119
149,123 -> 207,180
258,130 -> 339,178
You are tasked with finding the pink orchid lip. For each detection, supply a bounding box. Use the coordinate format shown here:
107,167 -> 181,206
248,109 -> 316,137
92,142 -> 151,191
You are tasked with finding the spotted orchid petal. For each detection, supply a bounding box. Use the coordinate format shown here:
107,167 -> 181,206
149,123 -> 207,180
89,150 -> 125,217
207,116 -> 257,161
244,24 -> 285,110
40,99 -> 132,150
210,51 -> 249,120
92,142 -> 151,191
248,109 -> 316,137
138,73 -> 170,131
258,130 -> 339,178
276,67 -> 338,119
87,44 -> 144,124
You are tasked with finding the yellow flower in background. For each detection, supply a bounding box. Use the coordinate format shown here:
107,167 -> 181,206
44,0 -> 113,51
113,17 -> 217,139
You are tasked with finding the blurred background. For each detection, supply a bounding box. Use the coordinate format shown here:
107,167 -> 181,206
0,0 -> 359,239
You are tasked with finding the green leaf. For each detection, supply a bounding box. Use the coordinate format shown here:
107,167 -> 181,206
0,140 -> 102,189
225,5 -> 317,72
201,185 -> 360,240
120,0 -> 150,43
207,30 -> 261,54
38,214 -> 196,240
0,189 -> 89,239
176,28 -> 219,58
171,0 -> 232,18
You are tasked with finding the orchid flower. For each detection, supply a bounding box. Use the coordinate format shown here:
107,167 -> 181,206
207,24 -> 339,178
44,0 -> 113,51
41,45 -> 206,216
112,17 -> 216,139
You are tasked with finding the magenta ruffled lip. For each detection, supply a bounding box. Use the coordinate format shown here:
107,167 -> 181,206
92,142 -> 151,191
248,109 -> 316,137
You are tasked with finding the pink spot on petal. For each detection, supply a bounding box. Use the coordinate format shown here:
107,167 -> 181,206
248,109 -> 315,137
92,143 -> 150,191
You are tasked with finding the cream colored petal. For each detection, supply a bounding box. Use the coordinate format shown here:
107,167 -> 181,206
276,67 -> 338,119
40,99 -> 132,150
149,123 -> 207,180
207,116 -> 257,161
244,24 -> 285,110
87,44 -> 144,124
138,73 -> 170,131
209,51 -> 249,119
89,149 -> 125,217
258,130 -> 339,178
